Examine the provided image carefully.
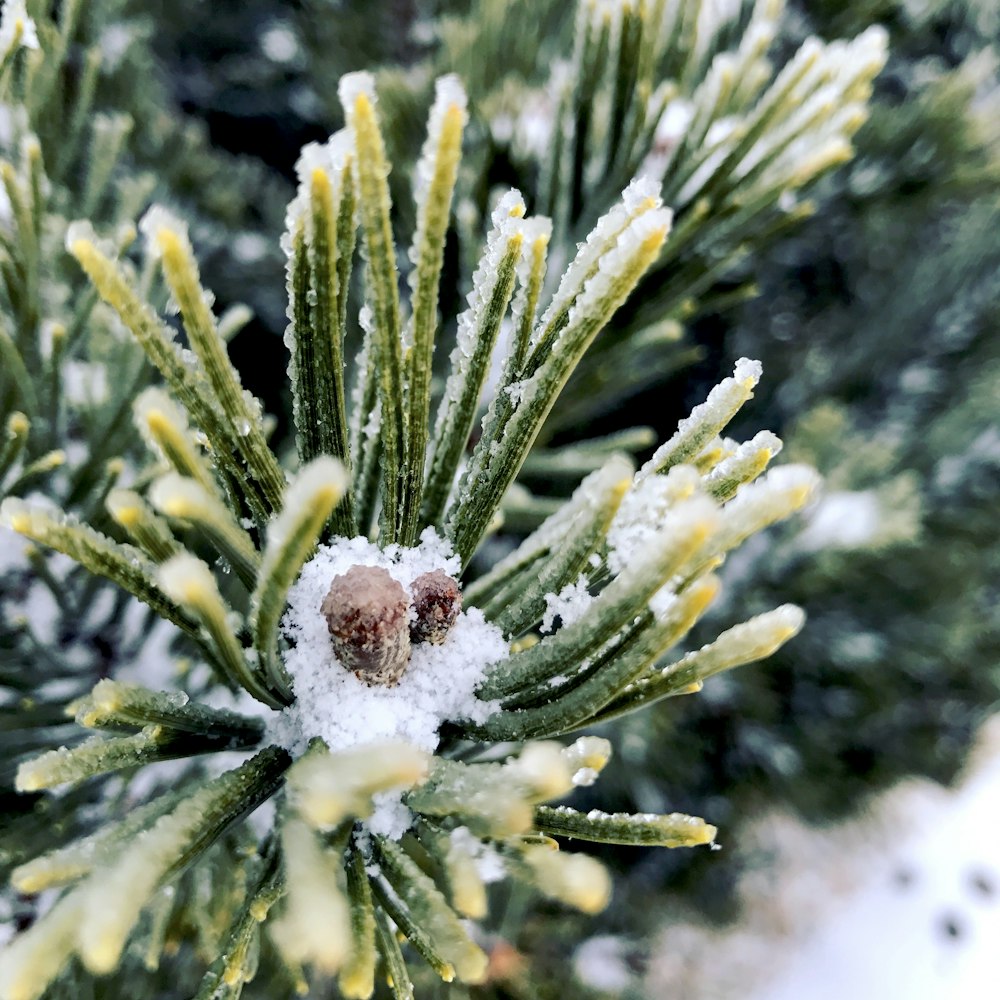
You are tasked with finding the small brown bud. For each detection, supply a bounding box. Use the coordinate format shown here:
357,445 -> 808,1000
410,569 -> 462,645
321,565 -> 411,686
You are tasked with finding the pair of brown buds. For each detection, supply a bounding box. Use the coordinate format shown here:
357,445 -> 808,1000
320,566 -> 462,686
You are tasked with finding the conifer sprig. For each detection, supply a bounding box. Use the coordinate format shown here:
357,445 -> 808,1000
0,3 -> 874,995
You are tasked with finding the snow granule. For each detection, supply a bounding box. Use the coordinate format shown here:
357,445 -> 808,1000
270,528 -> 505,757
733,357 -> 763,382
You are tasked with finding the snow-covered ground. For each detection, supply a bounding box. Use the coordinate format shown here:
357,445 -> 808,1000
637,716 -> 1000,999
756,723 -> 1000,1000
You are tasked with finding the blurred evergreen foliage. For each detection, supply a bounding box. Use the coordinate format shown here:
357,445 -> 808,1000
590,0 -> 1000,936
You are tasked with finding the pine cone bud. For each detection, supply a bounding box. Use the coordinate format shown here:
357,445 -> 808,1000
321,565 -> 411,686
410,569 -> 462,645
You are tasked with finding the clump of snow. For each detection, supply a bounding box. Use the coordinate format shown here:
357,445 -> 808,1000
796,490 -> 880,551
367,790 -> 415,840
0,525 -> 29,575
271,528 -> 505,757
62,361 -> 110,407
260,21 -> 300,64
541,576 -> 594,634
98,23 -> 133,70
451,826 -> 506,883
733,356 -> 764,383
573,934 -> 634,993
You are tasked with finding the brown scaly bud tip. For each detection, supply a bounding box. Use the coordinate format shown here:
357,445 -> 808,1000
410,569 -> 462,645
321,565 -> 411,686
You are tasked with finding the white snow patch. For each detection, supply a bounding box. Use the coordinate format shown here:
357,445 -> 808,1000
0,525 -> 29,574
98,23 -> 133,70
271,528 -> 505,757
232,231 -> 270,263
796,490 -> 881,551
367,790 -> 415,840
62,360 -> 110,406
751,718 -> 1000,1000
541,576 -> 594,634
260,21 -> 300,64
451,826 -> 506,883
574,934 -> 634,993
